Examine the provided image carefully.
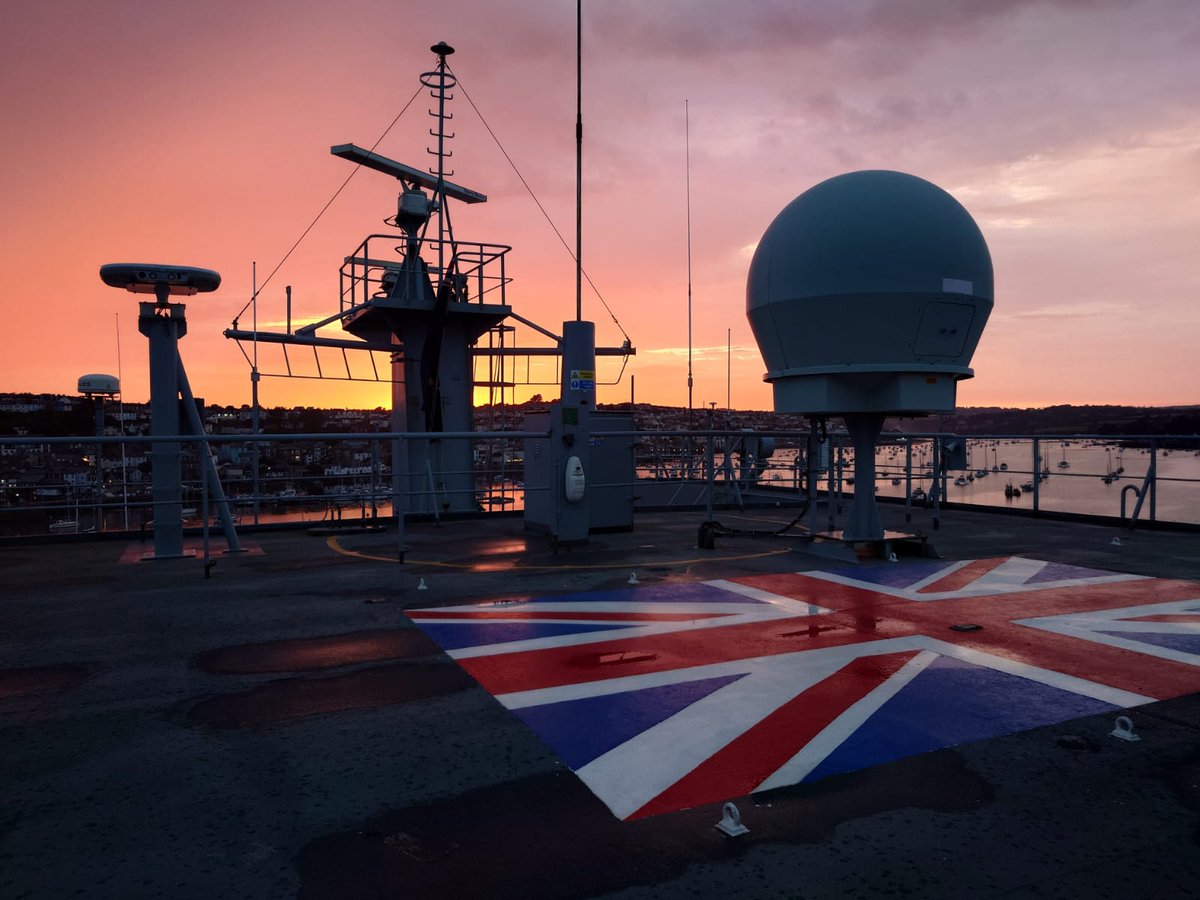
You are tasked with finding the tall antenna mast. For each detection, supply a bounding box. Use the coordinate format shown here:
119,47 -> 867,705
424,41 -> 457,275
575,0 -> 583,322
685,99 -> 693,424
250,260 -> 260,525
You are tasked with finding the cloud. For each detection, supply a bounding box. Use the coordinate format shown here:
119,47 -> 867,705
864,0 -> 1101,42
646,345 -> 762,362
992,300 -> 1132,321
3,0 -> 1198,409
951,122 -> 1200,232
588,2 -> 866,58
255,319 -> 332,332
583,0 -> 1113,61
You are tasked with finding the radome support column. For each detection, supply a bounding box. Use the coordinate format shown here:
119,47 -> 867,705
138,297 -> 186,558
102,264 -> 222,559
843,413 -> 885,542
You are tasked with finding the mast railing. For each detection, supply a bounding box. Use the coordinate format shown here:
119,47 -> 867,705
338,233 -> 512,313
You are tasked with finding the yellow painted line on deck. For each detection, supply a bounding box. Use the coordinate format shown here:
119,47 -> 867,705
326,536 -> 790,571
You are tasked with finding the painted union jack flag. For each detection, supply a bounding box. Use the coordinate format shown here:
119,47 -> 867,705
408,557 -> 1200,820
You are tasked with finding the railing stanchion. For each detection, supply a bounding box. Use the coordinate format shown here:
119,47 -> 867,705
705,432 -> 715,523
1149,439 -> 1157,522
200,437 -> 211,575
931,436 -> 941,530
1032,437 -> 1040,513
904,439 -> 913,522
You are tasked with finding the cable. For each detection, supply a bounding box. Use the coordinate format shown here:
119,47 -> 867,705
231,84 -> 425,325
701,499 -> 812,540
449,66 -> 631,343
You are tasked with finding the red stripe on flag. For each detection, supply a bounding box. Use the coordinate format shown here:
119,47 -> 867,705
410,610 -> 730,623
918,558 -> 1008,593
723,573 -> 890,612
458,597 -> 880,696
889,580 -> 1200,699
456,577 -> 1200,701
628,651 -> 919,819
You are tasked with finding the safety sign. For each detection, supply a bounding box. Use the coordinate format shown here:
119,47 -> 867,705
569,369 -> 595,391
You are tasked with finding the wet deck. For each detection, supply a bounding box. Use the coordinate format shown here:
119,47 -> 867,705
3,506 -> 1200,898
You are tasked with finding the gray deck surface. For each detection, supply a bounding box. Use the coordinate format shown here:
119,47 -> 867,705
3,504 -> 1199,899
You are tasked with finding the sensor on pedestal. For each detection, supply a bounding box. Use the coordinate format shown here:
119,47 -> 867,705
746,170 -> 993,542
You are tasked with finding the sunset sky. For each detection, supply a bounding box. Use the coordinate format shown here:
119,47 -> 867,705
2,0 -> 1197,412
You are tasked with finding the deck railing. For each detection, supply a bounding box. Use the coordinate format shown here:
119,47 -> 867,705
1,429 -> 1197,539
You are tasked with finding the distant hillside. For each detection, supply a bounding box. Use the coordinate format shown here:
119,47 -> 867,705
911,405 -> 1200,437
459,398 -> 1200,438
3,391 -> 1197,439
590,402 -> 1200,439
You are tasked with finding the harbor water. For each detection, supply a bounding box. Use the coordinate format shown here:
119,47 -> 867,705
842,438 -> 1200,525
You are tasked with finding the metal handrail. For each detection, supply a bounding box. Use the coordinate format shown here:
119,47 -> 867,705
2,429 -> 1198,538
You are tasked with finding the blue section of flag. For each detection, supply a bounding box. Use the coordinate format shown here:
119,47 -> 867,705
821,560 -> 955,589
513,673 -> 746,769
415,621 -> 641,651
803,655 -> 1118,782
1097,630 -> 1200,655
1024,561 -> 1114,585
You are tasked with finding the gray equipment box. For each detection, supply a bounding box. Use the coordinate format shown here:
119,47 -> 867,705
524,409 -> 635,533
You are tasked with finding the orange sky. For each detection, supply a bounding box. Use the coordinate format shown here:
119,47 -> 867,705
2,1 -> 1198,411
